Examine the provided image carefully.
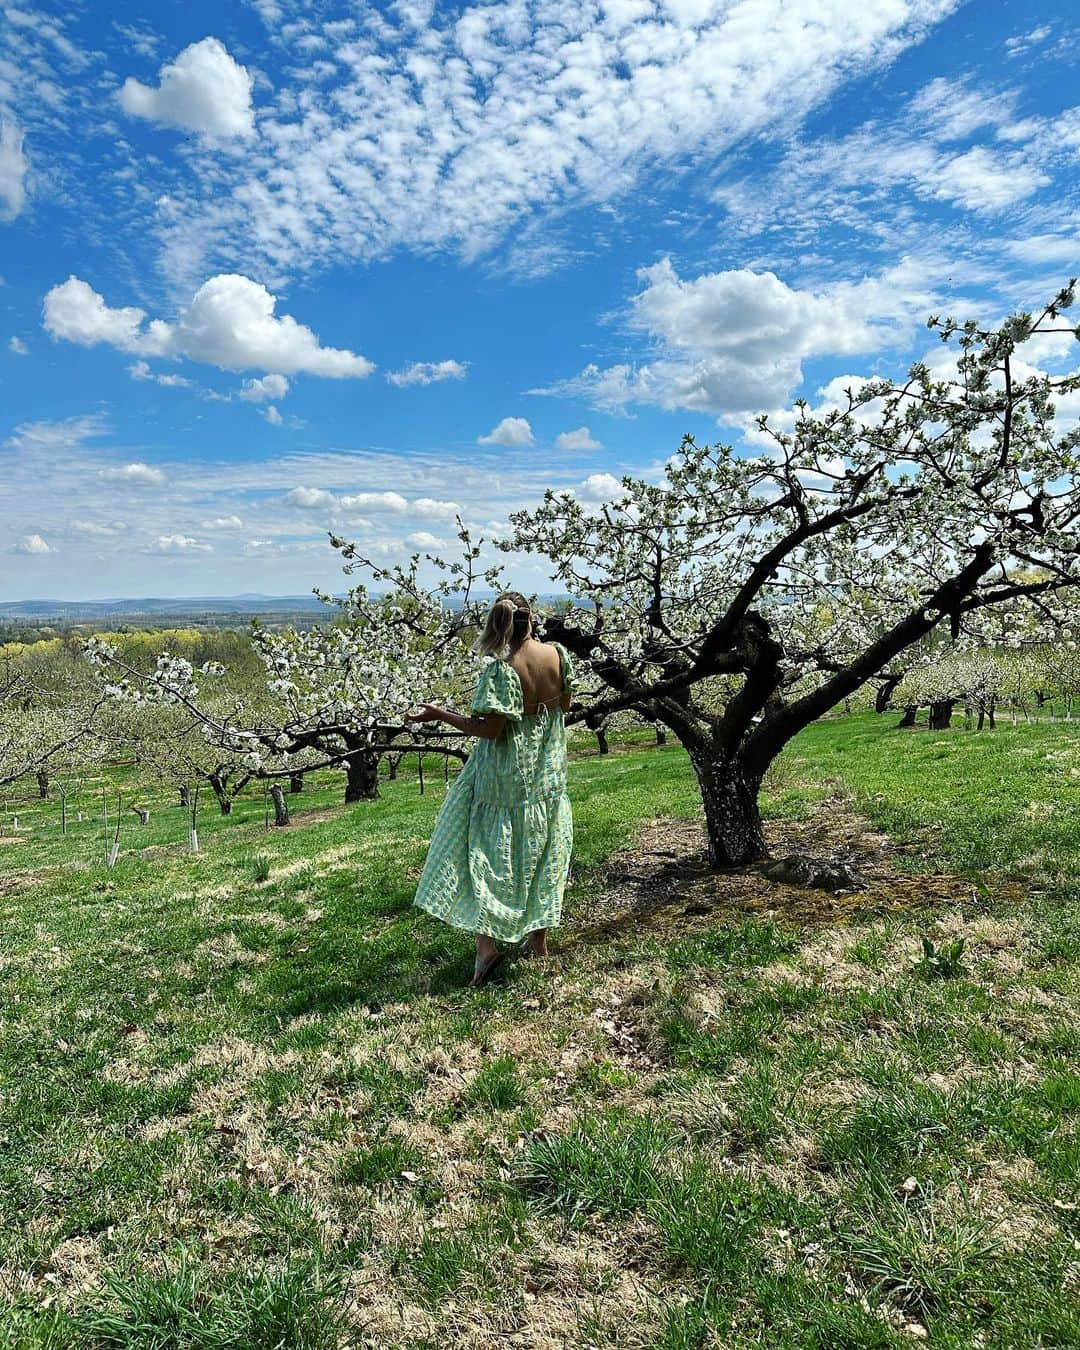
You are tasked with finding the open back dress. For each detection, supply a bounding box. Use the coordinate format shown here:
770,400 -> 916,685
412,643 -> 574,943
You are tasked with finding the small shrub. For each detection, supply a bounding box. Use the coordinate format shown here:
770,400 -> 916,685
913,935 -> 967,981
251,853 -> 272,883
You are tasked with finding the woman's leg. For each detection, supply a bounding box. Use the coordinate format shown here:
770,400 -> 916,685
524,928 -> 548,957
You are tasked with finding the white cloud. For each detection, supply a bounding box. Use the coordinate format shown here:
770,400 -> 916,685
338,491 -> 409,513
129,359 -> 192,388
406,530 -> 444,549
0,119 -> 28,220
8,335 -> 28,355
201,515 -> 243,529
412,497 -> 461,519
43,277 -> 169,355
578,472 -> 624,501
11,533 -> 54,555
387,359 -> 468,387
71,519 -> 125,536
263,405 -> 283,425
1005,25 -> 1052,57
99,462 -> 167,486
148,534 -> 212,553
151,0 -> 961,284
541,257 -> 942,418
712,74 -> 1063,243
554,426 -> 601,451
285,486 -> 335,509
43,274 -> 374,377
117,37 -> 255,138
241,373 -> 290,402
3,415 -> 109,453
478,416 -> 533,447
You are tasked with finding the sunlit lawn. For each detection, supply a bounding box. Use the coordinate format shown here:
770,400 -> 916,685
0,713 -> 1077,1347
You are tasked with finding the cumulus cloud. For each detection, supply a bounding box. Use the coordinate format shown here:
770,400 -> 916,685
117,37 -> 255,138
99,462 -> 167,486
201,515 -> 243,529
11,533 -> 54,555
540,258 -> 942,418
8,335 -> 28,355
406,530 -> 444,549
339,491 -> 409,513
554,426 -> 601,451
478,416 -> 533,447
0,119 -> 28,220
148,534 -> 212,553
387,359 -> 467,387
284,486 -> 461,521
577,472 -> 624,502
285,486 -> 335,509
241,373 -> 290,402
129,359 -> 192,388
43,274 -> 373,377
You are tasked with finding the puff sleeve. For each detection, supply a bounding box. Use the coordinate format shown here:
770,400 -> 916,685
469,659 -> 523,721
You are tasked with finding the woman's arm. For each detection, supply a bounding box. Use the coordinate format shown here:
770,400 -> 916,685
411,703 -> 507,740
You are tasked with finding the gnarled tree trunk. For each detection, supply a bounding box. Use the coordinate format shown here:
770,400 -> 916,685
289,772 -> 304,794
36,769 -> 49,799
209,772 -> 233,815
928,698 -> 957,731
269,783 -> 290,826
345,749 -> 380,802
897,705 -> 918,728
690,749 -> 766,867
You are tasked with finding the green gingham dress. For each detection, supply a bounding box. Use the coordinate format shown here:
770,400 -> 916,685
413,644 -> 574,943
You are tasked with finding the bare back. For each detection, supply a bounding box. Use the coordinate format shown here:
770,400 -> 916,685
508,640 -> 566,716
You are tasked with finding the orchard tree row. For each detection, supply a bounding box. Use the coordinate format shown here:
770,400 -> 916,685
5,285 -> 1078,865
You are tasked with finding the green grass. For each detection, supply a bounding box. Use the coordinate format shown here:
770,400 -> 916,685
1,713 -> 1078,1346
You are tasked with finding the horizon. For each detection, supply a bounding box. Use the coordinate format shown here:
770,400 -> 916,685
2,1 -> 1079,602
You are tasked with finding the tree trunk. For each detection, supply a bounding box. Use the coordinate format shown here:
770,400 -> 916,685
875,674 -> 903,714
387,754 -> 400,781
690,749 -> 766,868
269,783 -> 290,826
345,749 -> 380,802
928,698 -> 957,731
655,726 -> 667,746
897,705 -> 918,728
596,726 -> 610,755
209,773 -> 233,816
36,769 -> 49,799
976,705 -> 985,731
289,772 -> 304,794
179,785 -> 191,808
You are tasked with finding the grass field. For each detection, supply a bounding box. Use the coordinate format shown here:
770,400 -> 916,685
1,713 -> 1078,1347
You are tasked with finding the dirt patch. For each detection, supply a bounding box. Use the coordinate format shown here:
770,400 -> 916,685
566,799 -> 1026,947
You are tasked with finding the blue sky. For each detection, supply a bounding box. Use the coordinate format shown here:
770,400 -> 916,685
1,0 -> 1077,600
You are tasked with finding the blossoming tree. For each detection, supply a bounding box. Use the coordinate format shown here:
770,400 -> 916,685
508,288 -> 1080,866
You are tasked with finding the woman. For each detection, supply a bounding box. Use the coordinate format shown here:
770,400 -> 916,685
410,593 -> 574,986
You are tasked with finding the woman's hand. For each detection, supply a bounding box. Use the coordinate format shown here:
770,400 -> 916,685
409,703 -> 443,723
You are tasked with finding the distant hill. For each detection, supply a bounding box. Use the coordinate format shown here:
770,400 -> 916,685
0,592 -> 573,625
0,595 -> 331,621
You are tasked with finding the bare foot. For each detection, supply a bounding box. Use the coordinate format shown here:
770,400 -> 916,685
522,930 -> 548,959
470,935 -> 503,987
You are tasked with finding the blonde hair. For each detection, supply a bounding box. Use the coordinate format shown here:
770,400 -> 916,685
476,591 -> 533,657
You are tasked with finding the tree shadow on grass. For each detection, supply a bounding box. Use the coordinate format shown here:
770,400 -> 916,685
563,802 -> 1026,954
